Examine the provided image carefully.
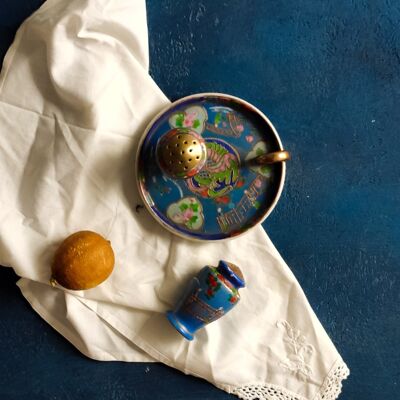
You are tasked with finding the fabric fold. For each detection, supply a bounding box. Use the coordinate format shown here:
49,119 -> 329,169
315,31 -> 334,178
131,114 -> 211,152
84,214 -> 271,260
0,0 -> 348,399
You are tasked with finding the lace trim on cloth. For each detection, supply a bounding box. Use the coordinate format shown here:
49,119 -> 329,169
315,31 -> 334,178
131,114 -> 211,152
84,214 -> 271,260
314,361 -> 350,400
231,383 -> 307,400
231,359 -> 350,400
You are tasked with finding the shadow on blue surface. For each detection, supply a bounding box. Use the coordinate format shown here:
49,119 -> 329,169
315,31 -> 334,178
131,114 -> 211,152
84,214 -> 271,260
0,267 -> 234,400
1,1 -> 400,399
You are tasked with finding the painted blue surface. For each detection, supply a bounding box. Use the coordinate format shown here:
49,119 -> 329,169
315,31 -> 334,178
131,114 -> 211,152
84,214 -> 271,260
1,1 -> 399,399
138,94 -> 282,240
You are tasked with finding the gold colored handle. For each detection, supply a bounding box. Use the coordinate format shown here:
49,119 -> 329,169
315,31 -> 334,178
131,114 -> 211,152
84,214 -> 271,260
254,150 -> 291,165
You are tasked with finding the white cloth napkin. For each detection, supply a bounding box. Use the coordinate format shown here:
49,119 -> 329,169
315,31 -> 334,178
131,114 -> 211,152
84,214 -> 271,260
0,1 -> 349,399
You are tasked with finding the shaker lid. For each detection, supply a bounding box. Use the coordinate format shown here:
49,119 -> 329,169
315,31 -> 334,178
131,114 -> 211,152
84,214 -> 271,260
157,129 -> 207,179
217,260 -> 245,288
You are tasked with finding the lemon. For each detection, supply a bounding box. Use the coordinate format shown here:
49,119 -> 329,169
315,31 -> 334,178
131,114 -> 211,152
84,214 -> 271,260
51,231 -> 115,290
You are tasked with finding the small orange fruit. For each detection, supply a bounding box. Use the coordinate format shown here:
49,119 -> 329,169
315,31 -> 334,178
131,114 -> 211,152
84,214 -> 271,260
51,231 -> 115,290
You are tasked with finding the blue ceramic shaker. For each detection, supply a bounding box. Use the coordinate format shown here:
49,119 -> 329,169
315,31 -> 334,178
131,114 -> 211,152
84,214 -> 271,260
166,260 -> 245,340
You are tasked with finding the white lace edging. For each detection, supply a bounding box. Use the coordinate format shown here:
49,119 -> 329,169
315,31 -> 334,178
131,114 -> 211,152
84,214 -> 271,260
231,382 -> 307,400
314,360 -> 350,400
230,360 -> 349,400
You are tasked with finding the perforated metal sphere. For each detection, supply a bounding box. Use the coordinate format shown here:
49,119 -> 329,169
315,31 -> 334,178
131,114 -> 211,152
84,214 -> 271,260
157,129 -> 207,178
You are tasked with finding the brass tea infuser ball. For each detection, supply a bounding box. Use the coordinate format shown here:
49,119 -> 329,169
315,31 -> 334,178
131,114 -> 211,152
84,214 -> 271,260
157,128 -> 207,179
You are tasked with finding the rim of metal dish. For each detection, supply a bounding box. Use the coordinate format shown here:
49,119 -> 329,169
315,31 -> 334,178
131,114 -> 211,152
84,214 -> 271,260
135,92 -> 287,242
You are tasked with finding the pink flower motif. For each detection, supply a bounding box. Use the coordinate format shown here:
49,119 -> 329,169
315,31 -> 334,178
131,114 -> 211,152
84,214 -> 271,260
183,112 -> 196,127
236,124 -> 244,133
171,212 -> 185,224
254,178 -> 263,188
222,122 -> 227,127
182,209 -> 194,221
246,135 -> 254,143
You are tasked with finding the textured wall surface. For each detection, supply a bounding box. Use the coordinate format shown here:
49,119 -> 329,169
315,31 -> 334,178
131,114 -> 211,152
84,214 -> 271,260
1,1 -> 399,399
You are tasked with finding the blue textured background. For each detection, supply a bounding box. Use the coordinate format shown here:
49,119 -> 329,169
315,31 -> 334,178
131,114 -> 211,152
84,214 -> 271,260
1,1 -> 399,399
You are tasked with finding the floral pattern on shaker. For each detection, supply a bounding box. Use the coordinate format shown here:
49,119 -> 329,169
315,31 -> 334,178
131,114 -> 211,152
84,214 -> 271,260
204,268 -> 240,303
205,269 -> 222,299
276,320 -> 314,380
228,287 -> 239,304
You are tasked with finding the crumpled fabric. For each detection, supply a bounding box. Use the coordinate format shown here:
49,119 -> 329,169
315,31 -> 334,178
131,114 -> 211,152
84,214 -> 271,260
0,1 -> 349,399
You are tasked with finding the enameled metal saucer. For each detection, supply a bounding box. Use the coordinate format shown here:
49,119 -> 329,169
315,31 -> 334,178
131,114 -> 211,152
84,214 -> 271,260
136,93 -> 287,241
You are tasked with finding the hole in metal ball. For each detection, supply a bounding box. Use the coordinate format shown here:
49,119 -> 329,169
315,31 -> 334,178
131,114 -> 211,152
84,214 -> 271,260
181,150 -> 185,155
178,135 -> 181,139
193,141 -> 197,145
196,156 -> 200,159
188,158 -> 192,162
166,145 -> 170,149
189,149 -> 193,153
178,160 -> 182,164
184,141 -> 188,144
184,166 -> 188,170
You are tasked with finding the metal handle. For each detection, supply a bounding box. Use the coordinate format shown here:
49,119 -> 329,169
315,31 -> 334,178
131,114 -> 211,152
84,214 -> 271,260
254,150 -> 291,165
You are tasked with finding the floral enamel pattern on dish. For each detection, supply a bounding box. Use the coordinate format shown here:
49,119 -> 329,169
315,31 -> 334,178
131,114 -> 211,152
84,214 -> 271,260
137,94 -> 286,240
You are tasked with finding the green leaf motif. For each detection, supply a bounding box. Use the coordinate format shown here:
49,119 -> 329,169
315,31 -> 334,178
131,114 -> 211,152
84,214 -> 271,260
260,165 -> 271,174
207,141 -> 228,156
175,113 -> 184,127
179,203 -> 189,211
253,200 -> 260,209
214,112 -> 222,126
193,119 -> 200,128
256,148 -> 265,156
189,215 -> 198,224
190,203 -> 199,212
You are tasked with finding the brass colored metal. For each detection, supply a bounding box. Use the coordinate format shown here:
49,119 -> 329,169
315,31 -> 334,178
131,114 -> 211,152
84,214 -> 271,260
157,130 -> 207,178
254,150 -> 291,165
